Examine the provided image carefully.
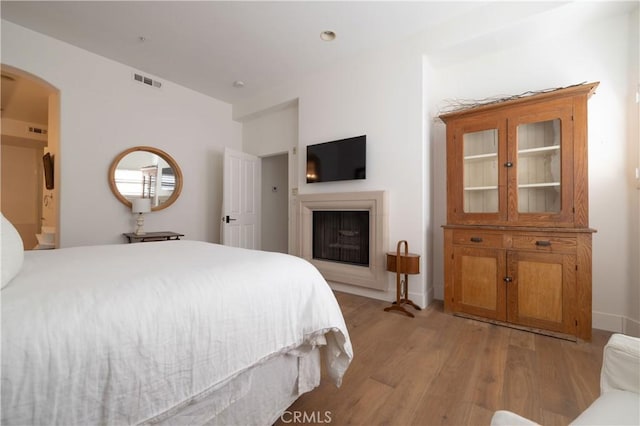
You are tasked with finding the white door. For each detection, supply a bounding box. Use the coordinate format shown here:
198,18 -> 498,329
222,148 -> 261,249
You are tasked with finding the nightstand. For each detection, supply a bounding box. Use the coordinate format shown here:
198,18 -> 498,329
123,231 -> 184,243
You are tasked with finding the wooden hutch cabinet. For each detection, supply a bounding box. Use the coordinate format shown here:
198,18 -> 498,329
440,83 -> 598,341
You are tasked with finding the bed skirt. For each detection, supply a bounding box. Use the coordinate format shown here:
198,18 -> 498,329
145,347 -> 321,426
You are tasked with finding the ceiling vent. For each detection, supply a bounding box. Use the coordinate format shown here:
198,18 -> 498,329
133,73 -> 162,88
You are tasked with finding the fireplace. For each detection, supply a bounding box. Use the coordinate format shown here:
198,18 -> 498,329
313,211 -> 369,266
297,191 -> 387,290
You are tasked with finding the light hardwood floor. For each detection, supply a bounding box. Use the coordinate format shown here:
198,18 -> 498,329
276,291 -> 612,426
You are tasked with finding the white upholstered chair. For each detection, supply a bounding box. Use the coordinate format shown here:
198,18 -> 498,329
491,333 -> 640,426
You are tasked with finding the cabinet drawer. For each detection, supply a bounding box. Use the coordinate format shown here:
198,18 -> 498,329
511,235 -> 576,253
452,230 -> 503,248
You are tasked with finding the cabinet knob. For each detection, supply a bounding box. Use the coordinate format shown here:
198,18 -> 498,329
503,277 -> 513,283
504,161 -> 513,168
470,237 -> 483,243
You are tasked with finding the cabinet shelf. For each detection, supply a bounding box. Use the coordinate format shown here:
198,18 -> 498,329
518,182 -> 560,188
464,185 -> 498,191
464,152 -> 498,161
518,145 -> 560,156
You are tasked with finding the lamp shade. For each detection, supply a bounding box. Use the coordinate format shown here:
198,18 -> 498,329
132,198 -> 151,214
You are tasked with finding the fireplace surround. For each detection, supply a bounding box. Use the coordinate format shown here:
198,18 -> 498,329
297,191 -> 387,290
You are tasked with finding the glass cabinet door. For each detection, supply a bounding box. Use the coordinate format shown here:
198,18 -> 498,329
463,129 -> 499,213
449,118 -> 507,224
508,101 -> 574,225
516,119 -> 561,213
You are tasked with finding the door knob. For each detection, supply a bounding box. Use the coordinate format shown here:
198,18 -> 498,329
223,215 -> 237,224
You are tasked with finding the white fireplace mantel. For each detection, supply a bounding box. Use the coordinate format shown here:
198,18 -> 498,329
297,191 -> 388,291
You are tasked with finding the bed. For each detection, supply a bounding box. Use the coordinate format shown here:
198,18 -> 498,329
1,216 -> 352,425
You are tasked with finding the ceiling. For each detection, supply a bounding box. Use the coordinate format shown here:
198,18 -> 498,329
0,1 -> 494,105
0,0 -> 636,116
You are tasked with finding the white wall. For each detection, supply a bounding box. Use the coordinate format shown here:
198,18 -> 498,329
1,21 -> 242,246
242,101 -> 298,254
242,101 -> 298,157
428,9 -> 639,334
236,41 -> 430,307
295,41 -> 426,310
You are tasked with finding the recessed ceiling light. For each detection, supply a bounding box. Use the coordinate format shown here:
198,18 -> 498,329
320,30 -> 336,41
233,80 -> 245,88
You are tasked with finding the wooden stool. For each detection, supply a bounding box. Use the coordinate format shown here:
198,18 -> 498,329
384,240 -> 421,318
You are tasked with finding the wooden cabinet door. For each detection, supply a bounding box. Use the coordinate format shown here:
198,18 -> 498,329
506,250 -> 576,335
453,246 -> 506,321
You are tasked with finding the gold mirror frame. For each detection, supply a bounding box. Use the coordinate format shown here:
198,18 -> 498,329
108,146 -> 183,212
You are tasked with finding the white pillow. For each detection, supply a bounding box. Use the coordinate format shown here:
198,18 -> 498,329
1,213 -> 25,289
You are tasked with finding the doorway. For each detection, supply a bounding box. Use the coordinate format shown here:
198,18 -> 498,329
261,153 -> 288,253
1,137 -> 45,249
238,98 -> 298,253
1,65 -> 59,249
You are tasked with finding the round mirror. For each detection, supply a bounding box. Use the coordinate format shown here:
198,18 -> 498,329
108,146 -> 183,211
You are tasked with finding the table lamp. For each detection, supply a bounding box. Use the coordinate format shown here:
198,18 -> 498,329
132,198 -> 151,235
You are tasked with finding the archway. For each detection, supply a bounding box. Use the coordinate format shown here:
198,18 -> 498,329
1,64 -> 60,249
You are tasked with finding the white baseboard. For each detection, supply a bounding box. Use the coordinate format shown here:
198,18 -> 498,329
327,281 -> 392,304
592,311 -> 624,332
593,311 -> 640,337
623,316 -> 640,337
327,281 -> 430,309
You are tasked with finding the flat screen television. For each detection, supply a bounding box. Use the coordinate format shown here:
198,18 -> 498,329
306,135 -> 366,183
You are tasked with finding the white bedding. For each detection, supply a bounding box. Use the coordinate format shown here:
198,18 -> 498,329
1,241 -> 352,425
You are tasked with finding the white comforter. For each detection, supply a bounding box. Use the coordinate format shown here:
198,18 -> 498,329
1,241 -> 352,425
